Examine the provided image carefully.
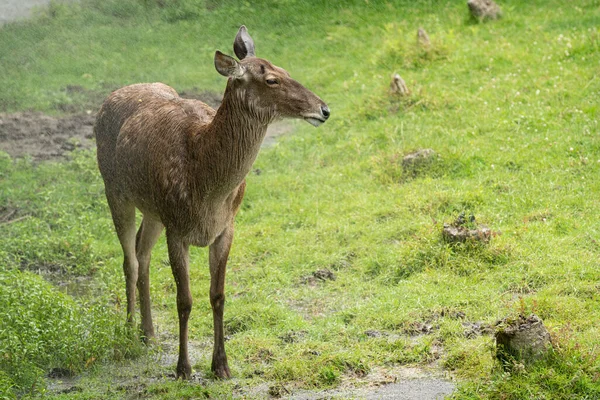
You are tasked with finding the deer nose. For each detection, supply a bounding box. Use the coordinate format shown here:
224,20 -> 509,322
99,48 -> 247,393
321,105 -> 330,120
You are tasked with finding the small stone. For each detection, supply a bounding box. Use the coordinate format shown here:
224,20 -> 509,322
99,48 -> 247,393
417,28 -> 431,47
467,0 -> 502,21
442,213 -> 492,244
402,149 -> 436,170
495,314 -> 552,366
442,224 -> 491,243
390,73 -> 410,96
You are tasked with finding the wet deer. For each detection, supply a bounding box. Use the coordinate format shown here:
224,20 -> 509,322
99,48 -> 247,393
95,26 -> 329,379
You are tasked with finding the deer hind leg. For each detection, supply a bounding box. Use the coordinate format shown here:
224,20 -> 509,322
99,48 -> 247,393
135,216 -> 164,342
106,194 -> 138,325
209,223 -> 234,379
166,234 -> 193,379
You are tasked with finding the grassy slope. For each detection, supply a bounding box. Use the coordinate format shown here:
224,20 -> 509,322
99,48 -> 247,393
1,0 -> 600,398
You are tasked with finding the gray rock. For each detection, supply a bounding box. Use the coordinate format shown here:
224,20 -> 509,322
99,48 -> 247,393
442,213 -> 492,244
402,149 -> 436,170
417,28 -> 431,47
442,224 -> 491,243
390,74 -> 410,96
468,0 -> 502,21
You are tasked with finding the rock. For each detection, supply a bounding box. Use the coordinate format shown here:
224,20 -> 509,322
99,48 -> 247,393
442,213 -> 492,244
442,224 -> 491,243
495,314 -> 552,366
402,149 -> 437,171
417,28 -> 431,47
467,0 -> 502,21
390,73 -> 410,96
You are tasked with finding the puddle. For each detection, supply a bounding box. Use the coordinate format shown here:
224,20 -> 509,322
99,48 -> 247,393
236,366 -> 455,400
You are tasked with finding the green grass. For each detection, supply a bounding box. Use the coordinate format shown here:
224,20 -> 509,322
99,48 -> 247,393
1,0 -> 600,398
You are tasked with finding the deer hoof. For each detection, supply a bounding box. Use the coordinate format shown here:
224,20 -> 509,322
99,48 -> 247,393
176,362 -> 192,380
212,364 -> 231,379
140,329 -> 156,345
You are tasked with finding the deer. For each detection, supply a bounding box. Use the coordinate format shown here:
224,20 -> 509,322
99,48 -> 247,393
94,25 -> 329,379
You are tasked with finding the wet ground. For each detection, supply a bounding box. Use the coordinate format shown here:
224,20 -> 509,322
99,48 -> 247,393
0,0 -> 56,25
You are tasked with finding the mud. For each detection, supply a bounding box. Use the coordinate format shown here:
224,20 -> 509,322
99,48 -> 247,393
300,268 -> 337,286
260,366 -> 454,400
0,0 -> 58,25
0,112 -> 96,161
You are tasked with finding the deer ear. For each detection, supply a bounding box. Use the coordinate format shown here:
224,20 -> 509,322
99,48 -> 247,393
214,51 -> 245,78
233,25 -> 255,60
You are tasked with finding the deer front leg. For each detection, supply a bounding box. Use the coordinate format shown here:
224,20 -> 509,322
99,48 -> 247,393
209,224 -> 234,379
167,234 -> 193,379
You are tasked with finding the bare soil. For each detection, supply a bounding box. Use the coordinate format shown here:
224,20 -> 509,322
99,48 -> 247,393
0,111 -> 96,161
0,0 -> 58,25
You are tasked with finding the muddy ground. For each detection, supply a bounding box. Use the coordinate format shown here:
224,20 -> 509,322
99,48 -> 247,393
0,111 -> 96,161
0,0 -> 58,25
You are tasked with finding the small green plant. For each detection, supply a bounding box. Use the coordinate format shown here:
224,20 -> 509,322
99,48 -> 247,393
0,269 -> 141,397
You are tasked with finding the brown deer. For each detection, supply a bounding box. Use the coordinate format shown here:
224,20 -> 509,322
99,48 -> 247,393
94,26 -> 329,379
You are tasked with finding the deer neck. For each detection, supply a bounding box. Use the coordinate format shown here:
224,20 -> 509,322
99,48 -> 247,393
195,81 -> 271,198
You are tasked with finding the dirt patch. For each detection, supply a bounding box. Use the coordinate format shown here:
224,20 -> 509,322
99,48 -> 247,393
0,0 -> 59,25
300,268 -> 337,286
240,366 -> 455,400
0,205 -> 28,225
0,112 -> 95,161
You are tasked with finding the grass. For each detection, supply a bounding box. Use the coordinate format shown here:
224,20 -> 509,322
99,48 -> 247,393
1,0 -> 600,398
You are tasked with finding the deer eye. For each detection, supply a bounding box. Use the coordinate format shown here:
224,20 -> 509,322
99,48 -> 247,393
266,79 -> 279,86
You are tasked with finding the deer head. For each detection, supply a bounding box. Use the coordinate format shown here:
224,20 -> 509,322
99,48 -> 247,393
214,26 -> 330,127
